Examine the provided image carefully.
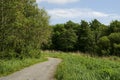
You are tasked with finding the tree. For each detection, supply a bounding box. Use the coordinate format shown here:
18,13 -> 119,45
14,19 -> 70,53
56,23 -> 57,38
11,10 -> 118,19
89,19 -> 108,54
77,20 -> 93,53
90,19 -> 101,31
90,19 -> 103,43
64,20 -> 79,30
113,43 -> 120,56
51,24 -> 65,50
98,36 -> 110,56
52,24 -> 77,51
57,29 -> 77,51
108,33 -> 120,56
109,20 -> 120,33
0,0 -> 51,59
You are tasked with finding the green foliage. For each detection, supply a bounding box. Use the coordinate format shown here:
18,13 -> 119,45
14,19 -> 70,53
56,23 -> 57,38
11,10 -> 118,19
0,54 -> 47,77
52,24 -> 66,50
113,43 -> 120,56
51,19 -> 120,56
90,19 -> 101,31
108,33 -> 120,56
44,52 -> 120,80
1,0 -> 120,57
0,0 -> 51,58
58,29 -> 77,51
52,21 -> 77,51
108,33 -> 120,44
109,20 -> 120,33
77,20 -> 93,52
64,20 -> 79,31
28,49 -> 41,58
98,36 -> 110,56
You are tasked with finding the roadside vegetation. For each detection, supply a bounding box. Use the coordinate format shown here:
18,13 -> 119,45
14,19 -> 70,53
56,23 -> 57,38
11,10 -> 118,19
0,0 -> 50,77
0,50 -> 47,77
44,51 -> 120,80
0,50 -> 120,80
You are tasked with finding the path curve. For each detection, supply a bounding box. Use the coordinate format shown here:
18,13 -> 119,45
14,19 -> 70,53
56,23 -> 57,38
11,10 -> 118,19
0,58 -> 61,80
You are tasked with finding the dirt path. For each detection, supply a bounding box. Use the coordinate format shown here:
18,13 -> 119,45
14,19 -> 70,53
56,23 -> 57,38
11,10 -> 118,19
0,58 -> 61,80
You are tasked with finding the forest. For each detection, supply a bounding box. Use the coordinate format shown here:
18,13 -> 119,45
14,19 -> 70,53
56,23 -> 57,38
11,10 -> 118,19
0,0 -> 120,59
49,20 -> 120,56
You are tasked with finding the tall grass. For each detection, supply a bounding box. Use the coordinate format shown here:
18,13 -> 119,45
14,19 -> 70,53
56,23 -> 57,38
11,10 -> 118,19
0,55 -> 47,77
1,51 -> 120,80
44,51 -> 120,80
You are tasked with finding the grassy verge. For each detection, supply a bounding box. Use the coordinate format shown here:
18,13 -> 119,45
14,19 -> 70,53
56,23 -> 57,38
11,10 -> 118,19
0,54 -> 47,77
1,51 -> 120,80
43,51 -> 120,80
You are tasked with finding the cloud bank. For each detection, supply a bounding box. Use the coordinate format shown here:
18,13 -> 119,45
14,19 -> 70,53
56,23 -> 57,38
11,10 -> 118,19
47,8 -> 120,24
47,8 -> 109,18
36,0 -> 79,4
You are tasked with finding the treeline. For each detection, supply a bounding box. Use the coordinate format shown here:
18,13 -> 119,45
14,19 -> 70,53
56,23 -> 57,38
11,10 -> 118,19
0,0 -> 120,58
0,0 -> 51,59
47,20 -> 120,56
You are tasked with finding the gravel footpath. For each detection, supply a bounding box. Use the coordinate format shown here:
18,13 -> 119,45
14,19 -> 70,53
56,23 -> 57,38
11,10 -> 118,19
0,58 -> 61,80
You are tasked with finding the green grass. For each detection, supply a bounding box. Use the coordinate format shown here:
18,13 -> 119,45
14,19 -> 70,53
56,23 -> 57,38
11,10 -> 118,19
0,51 -> 120,80
0,54 -> 47,77
43,51 -> 120,80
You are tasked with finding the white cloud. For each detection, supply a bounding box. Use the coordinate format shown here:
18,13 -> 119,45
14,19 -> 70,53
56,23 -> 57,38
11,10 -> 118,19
47,8 -> 109,18
36,0 -> 79,4
47,8 -> 120,24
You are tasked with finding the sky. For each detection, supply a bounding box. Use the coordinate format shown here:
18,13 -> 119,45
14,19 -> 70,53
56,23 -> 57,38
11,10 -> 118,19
36,0 -> 120,25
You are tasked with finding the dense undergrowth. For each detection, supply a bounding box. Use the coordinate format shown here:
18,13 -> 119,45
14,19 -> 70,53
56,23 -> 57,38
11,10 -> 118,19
44,51 -> 120,80
0,54 -> 47,77
0,51 -> 120,80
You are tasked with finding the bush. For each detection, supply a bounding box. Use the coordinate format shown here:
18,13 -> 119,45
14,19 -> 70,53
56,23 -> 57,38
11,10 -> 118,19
98,36 -> 110,56
0,50 -> 16,59
108,33 -> 120,55
28,49 -> 41,58
113,43 -> 120,56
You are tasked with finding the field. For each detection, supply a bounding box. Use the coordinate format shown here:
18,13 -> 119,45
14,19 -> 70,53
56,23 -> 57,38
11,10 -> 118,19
0,51 -> 120,80
44,51 -> 120,80
0,55 -> 47,77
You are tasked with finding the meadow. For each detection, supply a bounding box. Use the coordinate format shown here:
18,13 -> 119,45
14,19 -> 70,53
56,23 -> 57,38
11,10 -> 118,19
0,54 -> 47,77
0,51 -> 120,80
44,51 -> 120,80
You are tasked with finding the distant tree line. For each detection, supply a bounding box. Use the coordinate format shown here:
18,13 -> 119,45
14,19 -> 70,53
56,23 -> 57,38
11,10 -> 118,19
46,20 -> 120,56
0,0 -> 51,59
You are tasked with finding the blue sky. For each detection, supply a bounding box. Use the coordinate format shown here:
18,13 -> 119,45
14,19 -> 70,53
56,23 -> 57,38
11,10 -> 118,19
36,0 -> 120,25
